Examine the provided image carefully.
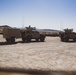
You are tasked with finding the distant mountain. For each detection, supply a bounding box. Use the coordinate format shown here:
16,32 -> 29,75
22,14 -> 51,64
37,29 -> 61,36
37,29 -> 61,32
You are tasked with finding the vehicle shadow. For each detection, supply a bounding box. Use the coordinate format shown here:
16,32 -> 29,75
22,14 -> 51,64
19,40 -> 46,43
63,41 -> 76,43
0,40 -> 45,45
0,42 -> 18,45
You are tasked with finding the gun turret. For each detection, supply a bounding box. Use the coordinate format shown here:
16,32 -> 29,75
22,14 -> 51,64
64,28 -> 73,33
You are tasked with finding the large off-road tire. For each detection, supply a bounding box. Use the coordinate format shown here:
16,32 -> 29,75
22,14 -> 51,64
64,37 -> 69,42
40,38 -> 44,42
40,35 -> 45,42
21,31 -> 26,42
26,36 -> 31,42
10,37 -> 15,43
61,38 -> 64,42
60,33 -> 64,42
6,37 -> 15,43
6,38 -> 10,42
73,39 -> 76,42
22,37 -> 26,42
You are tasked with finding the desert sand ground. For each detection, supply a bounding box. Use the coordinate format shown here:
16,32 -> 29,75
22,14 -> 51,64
0,35 -> 76,75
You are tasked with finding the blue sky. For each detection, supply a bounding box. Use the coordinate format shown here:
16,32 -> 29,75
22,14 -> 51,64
0,0 -> 76,31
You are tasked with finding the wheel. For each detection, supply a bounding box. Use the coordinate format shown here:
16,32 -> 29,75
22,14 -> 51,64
61,38 -> 64,42
40,38 -> 45,42
60,33 -> 64,42
63,34 -> 69,42
26,36 -> 31,42
64,37 -> 69,42
40,35 -> 45,42
21,31 -> 26,42
60,36 -> 64,41
22,37 -> 26,42
6,37 -> 15,43
10,37 -> 15,43
73,39 -> 76,42
6,38 -> 10,42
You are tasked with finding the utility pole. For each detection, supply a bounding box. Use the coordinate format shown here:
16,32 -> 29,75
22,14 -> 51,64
60,21 -> 63,31
22,16 -> 25,28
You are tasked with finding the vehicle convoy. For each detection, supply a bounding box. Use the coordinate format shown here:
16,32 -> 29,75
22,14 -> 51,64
2,26 -> 46,43
59,28 -> 76,42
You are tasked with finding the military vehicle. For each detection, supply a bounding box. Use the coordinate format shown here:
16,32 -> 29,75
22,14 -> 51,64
2,26 -> 46,43
21,26 -> 46,42
59,28 -> 76,42
3,28 -> 21,42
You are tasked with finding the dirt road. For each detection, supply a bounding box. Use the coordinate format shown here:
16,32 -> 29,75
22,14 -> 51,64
0,35 -> 76,73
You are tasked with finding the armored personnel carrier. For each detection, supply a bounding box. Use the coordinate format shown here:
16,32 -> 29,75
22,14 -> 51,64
59,28 -> 76,42
21,26 -> 46,42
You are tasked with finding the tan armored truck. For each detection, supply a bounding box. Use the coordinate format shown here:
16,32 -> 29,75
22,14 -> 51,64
2,26 -> 46,43
59,28 -> 76,42
21,26 -> 46,42
3,28 -> 21,42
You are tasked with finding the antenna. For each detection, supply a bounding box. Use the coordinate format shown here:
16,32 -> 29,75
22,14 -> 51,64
60,21 -> 63,31
22,16 -> 25,28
